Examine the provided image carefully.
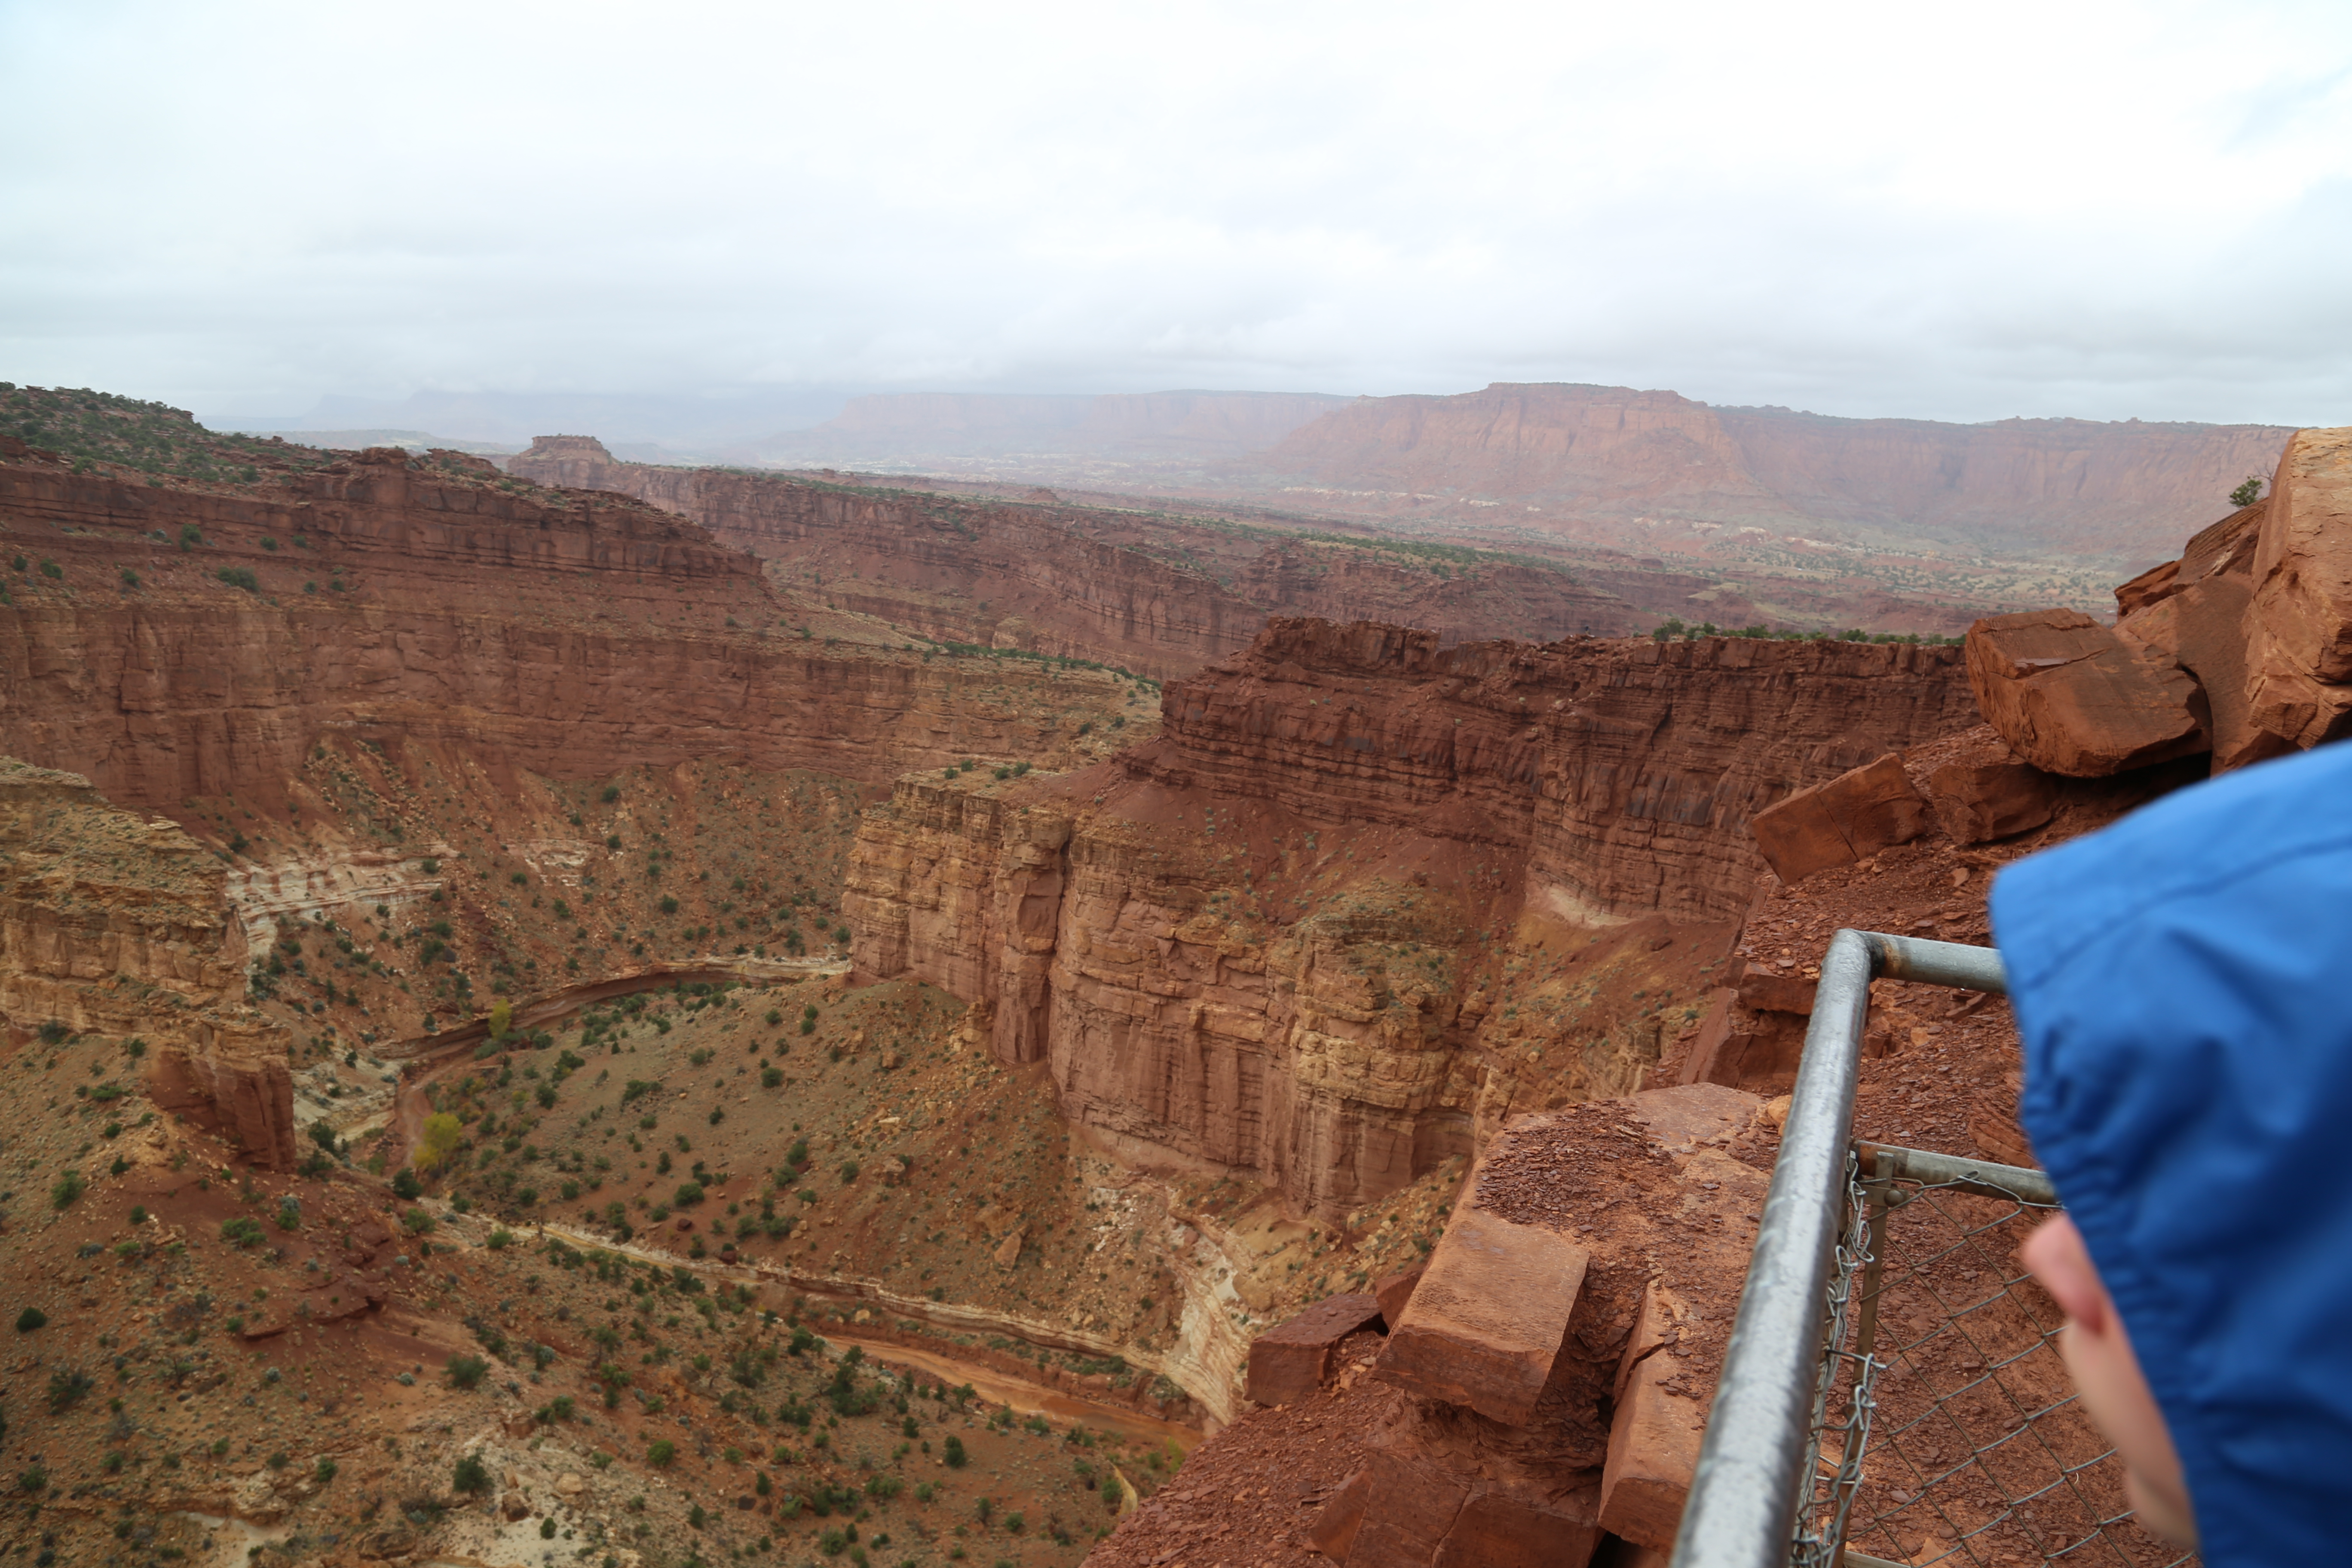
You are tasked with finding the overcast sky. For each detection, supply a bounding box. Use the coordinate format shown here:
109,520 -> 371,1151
4,0 -> 2351,432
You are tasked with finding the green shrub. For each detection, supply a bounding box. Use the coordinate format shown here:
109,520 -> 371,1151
219,1216 -> 265,1249
452,1453 -> 491,1494
674,1181 -> 705,1207
215,566 -> 259,593
647,1439 -> 677,1467
487,1227 -> 514,1250
15,1307 -> 46,1332
445,1355 -> 490,1390
943,1435 -> 967,1468
46,1368 -> 92,1413
49,1171 -> 84,1210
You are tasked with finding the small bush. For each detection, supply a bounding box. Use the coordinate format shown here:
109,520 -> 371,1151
215,566 -> 260,593
647,1439 -> 677,1468
487,1227 -> 514,1250
220,1216 -> 266,1249
943,1435 -> 968,1468
446,1354 -> 490,1390
46,1368 -> 93,1413
50,1171 -> 84,1210
453,1453 -> 491,1494
15,1307 -> 47,1332
674,1181 -> 705,1207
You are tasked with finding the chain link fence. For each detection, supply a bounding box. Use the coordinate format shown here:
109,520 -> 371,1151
1791,1144 -> 2196,1568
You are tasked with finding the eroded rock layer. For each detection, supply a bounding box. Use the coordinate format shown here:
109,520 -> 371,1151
848,618 -> 1974,1215
505,436 -> 1648,679
0,759 -> 295,1166
0,450 -> 1137,816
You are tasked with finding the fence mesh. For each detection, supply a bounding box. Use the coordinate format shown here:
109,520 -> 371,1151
1788,1154 -> 2197,1568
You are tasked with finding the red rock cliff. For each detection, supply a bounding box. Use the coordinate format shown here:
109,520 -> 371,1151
505,438 -> 1648,680
848,619 -> 1974,1214
0,451 -> 1136,815
0,759 -> 297,1167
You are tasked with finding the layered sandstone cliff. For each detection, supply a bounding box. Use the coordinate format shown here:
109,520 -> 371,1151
504,437 -> 1647,679
848,619 -> 1975,1215
0,759 -> 296,1166
0,449 -> 1136,816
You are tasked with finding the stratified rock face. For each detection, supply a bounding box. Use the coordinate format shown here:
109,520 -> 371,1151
848,619 -> 1973,1213
505,438 -> 1648,680
2245,426 -> 2352,750
1253,382 -> 2297,564
1155,620 -> 1975,923
0,453 -> 1133,814
0,759 -> 296,1167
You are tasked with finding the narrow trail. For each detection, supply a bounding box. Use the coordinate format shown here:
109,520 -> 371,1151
519,1219 -> 1206,1447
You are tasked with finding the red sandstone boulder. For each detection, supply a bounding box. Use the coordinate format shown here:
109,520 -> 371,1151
1964,609 -> 2207,777
1376,1207 -> 1589,1427
1733,963 -> 1815,1017
1748,753 -> 1929,885
2245,427 -> 2352,753
1245,1292 -> 1384,1406
1923,760 -> 2058,845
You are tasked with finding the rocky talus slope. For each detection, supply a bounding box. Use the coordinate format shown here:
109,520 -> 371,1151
505,436 -> 1648,679
847,617 -> 1976,1224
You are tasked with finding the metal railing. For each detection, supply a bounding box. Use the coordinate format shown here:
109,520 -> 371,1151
1669,929 -> 2193,1568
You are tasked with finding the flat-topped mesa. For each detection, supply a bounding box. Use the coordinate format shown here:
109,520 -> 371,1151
848,617 -> 1972,1215
0,450 -> 1133,815
505,438 -> 1650,681
0,759 -> 297,1168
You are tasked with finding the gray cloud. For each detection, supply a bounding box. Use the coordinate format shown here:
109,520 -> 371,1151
4,0 -> 2350,436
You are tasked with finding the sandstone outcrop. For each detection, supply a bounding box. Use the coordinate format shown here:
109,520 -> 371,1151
848,618 -> 1972,1214
0,450 -> 1135,816
0,758 -> 296,1167
1308,1086 -> 1772,1564
1963,608 -> 2207,777
505,437 -> 1648,680
1963,425 -> 2352,777
2244,426 -> 2352,751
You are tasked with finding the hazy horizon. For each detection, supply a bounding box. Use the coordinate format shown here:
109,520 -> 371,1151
6,0 -> 2351,434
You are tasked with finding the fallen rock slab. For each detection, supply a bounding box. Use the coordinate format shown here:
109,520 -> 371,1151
1599,1280 -> 1707,1549
1963,608 -> 2207,777
1246,1292 -> 1384,1406
1923,760 -> 2058,845
1749,753 -> 1928,885
1375,1205 -> 1589,1427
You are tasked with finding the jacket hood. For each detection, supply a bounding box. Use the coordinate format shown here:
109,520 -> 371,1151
1991,741 -> 2352,1567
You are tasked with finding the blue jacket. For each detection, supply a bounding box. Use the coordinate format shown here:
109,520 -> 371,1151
1991,741 -> 2352,1567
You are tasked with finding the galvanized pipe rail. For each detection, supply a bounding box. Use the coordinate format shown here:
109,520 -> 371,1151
1667,930 -> 2011,1568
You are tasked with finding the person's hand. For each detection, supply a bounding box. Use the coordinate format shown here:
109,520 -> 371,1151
2021,1213 -> 2198,1548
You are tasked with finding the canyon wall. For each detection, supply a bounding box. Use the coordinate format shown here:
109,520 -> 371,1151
504,437 -> 1648,680
0,759 -> 296,1166
1250,382 -> 2295,564
0,450 -> 1134,815
848,619 -> 1977,1215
